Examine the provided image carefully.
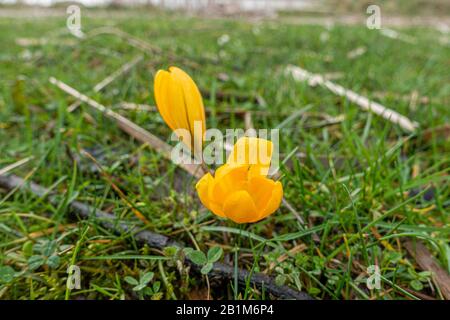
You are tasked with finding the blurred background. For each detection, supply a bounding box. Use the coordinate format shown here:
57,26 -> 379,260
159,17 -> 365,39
0,0 -> 449,301
1,0 -> 450,16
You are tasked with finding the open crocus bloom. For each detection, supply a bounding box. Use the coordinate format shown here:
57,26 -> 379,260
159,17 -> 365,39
154,66 -> 205,155
196,137 -> 283,223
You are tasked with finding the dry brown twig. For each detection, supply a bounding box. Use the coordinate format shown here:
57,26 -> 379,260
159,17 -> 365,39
244,111 -> 253,131
120,102 -> 344,126
120,102 -> 257,116
86,26 -> 199,69
68,55 -> 143,113
380,28 -> 417,45
404,240 -> 450,300
16,37 -> 77,47
0,157 -> 34,176
286,65 -> 419,133
87,27 -> 162,54
372,91 -> 430,105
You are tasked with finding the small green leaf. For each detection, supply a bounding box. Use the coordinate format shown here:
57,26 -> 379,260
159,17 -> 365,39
201,262 -> 213,275
41,240 -> 57,257
152,281 -> 161,293
124,276 -> 139,286
28,255 -> 45,271
275,274 -> 287,287
308,287 -> 321,295
207,247 -> 223,263
163,246 -> 179,257
133,283 -> 148,291
143,287 -> 154,295
140,272 -> 154,285
418,271 -> 431,279
183,247 -> 194,256
22,241 -> 34,258
0,266 -> 15,283
47,255 -> 60,269
295,253 -> 309,267
410,279 -> 424,291
187,250 -> 207,265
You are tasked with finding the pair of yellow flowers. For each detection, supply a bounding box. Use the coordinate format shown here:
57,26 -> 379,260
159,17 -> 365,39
154,67 -> 283,223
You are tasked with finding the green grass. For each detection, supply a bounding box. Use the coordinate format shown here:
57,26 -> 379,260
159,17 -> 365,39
0,7 -> 449,300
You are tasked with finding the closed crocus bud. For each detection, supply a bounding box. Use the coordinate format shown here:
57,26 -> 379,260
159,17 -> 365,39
154,66 -> 206,155
196,137 -> 283,224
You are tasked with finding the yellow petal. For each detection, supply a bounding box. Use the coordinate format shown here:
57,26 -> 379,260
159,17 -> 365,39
196,173 -> 225,218
154,70 -> 176,131
248,164 -> 269,178
167,73 -> 191,135
223,190 -> 258,223
208,164 -> 248,203
248,175 -> 276,212
214,163 -> 248,179
154,66 -> 206,155
195,173 -> 213,209
169,67 -> 206,136
208,201 -> 226,218
227,137 -> 273,174
260,181 -> 283,219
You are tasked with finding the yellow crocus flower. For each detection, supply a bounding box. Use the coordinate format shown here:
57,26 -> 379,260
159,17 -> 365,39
196,137 -> 283,223
227,136 -> 273,176
154,66 -> 206,154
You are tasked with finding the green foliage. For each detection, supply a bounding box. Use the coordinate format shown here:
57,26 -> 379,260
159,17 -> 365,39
124,271 -> 162,299
187,247 -> 223,275
0,8 -> 448,300
0,266 -> 15,284
27,240 -> 61,271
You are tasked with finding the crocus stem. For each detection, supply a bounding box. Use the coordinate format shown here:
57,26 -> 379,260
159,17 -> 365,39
192,150 -> 214,176
200,161 -> 214,176
233,222 -> 244,299
234,245 -> 239,299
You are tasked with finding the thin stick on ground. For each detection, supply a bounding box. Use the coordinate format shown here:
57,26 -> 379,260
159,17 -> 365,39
87,26 -> 199,68
49,77 -> 205,179
120,102 -> 259,116
380,28 -> 417,45
0,157 -> 34,176
68,55 -> 143,113
15,38 -> 76,46
0,174 -> 313,300
286,65 -> 419,132
87,27 -> 162,54
373,91 -> 430,105
404,240 -> 450,300
244,111 -> 253,131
